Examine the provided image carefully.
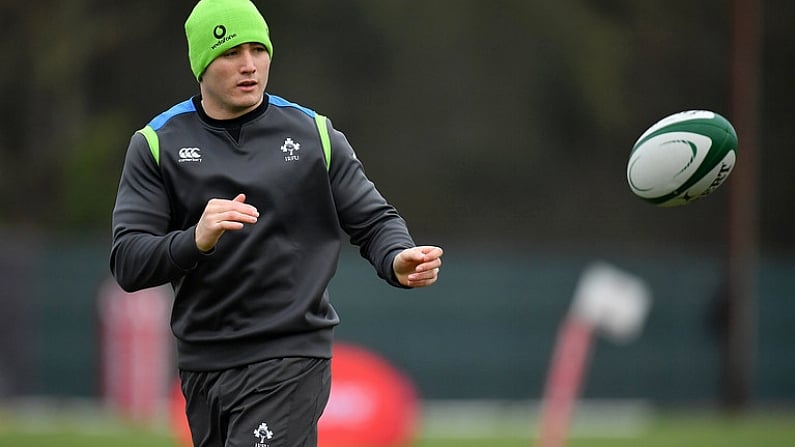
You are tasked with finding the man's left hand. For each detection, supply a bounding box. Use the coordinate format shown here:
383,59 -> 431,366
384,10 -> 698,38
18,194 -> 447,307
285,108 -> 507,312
393,246 -> 444,288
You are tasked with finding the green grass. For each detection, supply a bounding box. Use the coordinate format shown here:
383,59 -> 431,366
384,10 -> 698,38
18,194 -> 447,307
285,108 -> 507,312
1,411 -> 794,447
0,431 -> 174,447
417,412 -> 795,447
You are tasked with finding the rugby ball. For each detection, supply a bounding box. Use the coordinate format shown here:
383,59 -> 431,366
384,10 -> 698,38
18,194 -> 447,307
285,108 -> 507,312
627,110 -> 738,207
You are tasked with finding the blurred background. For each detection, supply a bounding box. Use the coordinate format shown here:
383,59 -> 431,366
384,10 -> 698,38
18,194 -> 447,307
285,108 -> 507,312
0,0 -> 793,445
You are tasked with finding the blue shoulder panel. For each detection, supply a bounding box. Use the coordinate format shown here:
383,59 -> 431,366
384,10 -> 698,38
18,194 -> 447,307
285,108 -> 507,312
148,99 -> 196,131
268,94 -> 316,118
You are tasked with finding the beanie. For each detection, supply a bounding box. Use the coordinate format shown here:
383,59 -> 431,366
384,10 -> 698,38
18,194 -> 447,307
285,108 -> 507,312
185,0 -> 274,81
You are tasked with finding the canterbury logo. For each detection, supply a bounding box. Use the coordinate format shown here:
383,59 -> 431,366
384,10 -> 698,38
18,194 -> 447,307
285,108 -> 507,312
178,147 -> 202,163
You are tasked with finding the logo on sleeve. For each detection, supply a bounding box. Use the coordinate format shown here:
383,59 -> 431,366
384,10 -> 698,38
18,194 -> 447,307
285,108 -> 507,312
178,147 -> 202,163
280,138 -> 300,162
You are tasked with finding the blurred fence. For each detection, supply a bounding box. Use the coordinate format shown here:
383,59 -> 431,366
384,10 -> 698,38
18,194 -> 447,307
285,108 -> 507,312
0,234 -> 793,404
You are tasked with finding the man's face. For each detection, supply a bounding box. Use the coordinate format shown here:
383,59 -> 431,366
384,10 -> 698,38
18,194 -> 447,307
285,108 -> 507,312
200,42 -> 271,120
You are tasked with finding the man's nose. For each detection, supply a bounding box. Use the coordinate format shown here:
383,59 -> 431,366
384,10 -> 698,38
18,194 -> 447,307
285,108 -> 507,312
240,50 -> 257,73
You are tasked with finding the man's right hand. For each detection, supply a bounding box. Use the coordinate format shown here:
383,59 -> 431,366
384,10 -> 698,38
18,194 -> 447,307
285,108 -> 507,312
194,193 -> 259,252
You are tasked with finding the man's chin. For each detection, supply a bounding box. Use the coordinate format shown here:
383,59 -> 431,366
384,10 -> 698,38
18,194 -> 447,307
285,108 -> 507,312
233,94 -> 264,111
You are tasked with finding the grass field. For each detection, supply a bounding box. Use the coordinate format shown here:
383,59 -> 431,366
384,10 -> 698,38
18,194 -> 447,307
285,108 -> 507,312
1,410 -> 794,447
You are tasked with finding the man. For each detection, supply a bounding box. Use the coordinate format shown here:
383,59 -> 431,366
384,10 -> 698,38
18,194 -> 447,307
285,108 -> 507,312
109,1 -> 443,446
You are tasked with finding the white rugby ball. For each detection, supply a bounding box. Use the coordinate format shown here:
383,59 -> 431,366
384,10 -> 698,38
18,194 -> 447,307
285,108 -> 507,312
627,110 -> 738,207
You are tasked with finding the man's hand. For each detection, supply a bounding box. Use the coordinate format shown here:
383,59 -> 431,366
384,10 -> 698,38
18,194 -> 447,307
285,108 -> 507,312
393,246 -> 444,288
195,193 -> 259,252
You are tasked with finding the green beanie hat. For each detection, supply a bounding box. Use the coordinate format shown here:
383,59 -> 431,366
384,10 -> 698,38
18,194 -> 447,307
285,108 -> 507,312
185,0 -> 274,81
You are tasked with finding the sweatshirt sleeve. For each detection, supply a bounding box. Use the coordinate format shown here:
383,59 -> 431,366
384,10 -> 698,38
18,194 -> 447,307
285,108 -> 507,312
110,131 -> 203,292
325,118 -> 416,287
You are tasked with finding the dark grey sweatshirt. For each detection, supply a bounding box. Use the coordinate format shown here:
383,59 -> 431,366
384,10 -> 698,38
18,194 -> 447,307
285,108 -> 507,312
110,94 -> 415,371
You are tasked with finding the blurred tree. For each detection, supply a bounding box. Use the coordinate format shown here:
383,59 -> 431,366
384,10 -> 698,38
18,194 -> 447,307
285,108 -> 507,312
0,0 -> 790,255
0,1 -> 180,230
